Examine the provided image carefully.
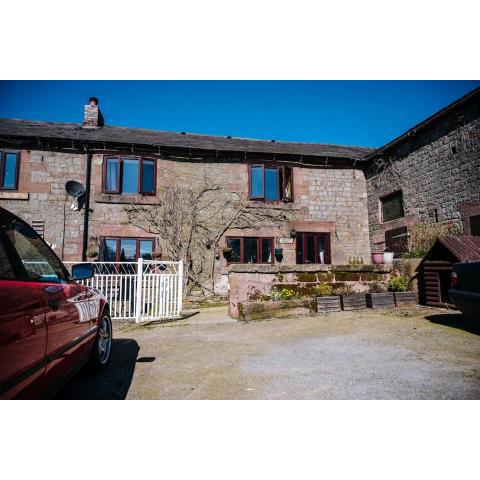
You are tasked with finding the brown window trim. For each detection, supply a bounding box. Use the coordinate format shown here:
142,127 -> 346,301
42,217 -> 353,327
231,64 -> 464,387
101,237 -> 156,262
102,156 -> 157,195
225,236 -> 275,264
0,150 -> 20,191
248,163 -> 294,203
296,232 -> 331,264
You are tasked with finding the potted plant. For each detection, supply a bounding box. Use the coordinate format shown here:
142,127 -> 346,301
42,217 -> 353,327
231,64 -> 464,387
335,284 -> 367,311
86,249 -> 98,259
371,252 -> 384,264
274,248 -> 283,262
222,245 -> 233,258
315,283 -> 341,313
383,250 -> 394,265
366,282 -> 395,309
151,251 -> 162,260
388,275 -> 417,306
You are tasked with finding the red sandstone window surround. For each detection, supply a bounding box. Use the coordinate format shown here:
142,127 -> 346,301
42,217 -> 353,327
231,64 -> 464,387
248,164 -> 293,202
0,151 -> 20,191
102,156 -> 156,195
225,237 -> 274,264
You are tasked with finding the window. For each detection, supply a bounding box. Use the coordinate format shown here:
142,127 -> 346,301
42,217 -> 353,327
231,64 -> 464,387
3,217 -> 67,282
249,164 -> 293,202
0,151 -> 19,190
226,237 -> 273,264
296,232 -> 331,264
103,157 -> 156,194
470,215 -> 480,236
100,237 -> 155,262
381,191 -> 404,223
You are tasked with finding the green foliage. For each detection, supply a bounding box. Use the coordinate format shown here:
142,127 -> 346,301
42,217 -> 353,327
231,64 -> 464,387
332,284 -> 354,296
277,288 -> 296,300
388,275 -> 411,292
314,283 -> 334,297
369,282 -> 387,293
404,222 -> 460,258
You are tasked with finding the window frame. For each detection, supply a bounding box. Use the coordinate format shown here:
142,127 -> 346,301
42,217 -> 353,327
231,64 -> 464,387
0,150 -> 20,191
380,190 -> 404,223
225,236 -> 274,265
101,237 -> 155,262
295,232 -> 331,265
248,163 -> 294,202
102,156 -> 157,195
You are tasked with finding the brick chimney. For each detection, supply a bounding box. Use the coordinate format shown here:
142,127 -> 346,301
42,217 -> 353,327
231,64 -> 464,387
82,97 -> 104,128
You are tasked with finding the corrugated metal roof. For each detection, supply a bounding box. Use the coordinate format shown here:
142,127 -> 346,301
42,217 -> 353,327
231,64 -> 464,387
437,236 -> 480,262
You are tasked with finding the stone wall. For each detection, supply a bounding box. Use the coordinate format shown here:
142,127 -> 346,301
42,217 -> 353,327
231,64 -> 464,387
365,100 -> 480,251
89,159 -> 371,296
0,150 -> 87,261
228,263 -> 392,318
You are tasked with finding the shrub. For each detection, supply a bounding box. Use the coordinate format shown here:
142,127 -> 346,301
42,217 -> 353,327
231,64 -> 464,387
388,275 -> 411,292
277,288 -> 296,300
314,283 -> 334,297
405,222 -> 460,258
333,284 -> 354,296
369,282 -> 387,293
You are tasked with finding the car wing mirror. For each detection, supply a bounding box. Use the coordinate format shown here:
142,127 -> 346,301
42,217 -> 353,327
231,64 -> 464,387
71,263 -> 94,281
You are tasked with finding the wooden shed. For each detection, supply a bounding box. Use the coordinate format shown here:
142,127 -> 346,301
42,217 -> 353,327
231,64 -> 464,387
416,236 -> 480,308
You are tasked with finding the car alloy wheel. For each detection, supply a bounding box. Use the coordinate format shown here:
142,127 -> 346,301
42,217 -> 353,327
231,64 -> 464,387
97,316 -> 112,364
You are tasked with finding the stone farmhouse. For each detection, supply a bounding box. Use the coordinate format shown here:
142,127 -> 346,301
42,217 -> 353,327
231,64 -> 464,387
0,87 -> 479,296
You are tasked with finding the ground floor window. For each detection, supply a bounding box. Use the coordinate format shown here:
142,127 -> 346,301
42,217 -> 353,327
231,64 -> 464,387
470,215 -> 480,236
296,232 -> 331,264
100,237 -> 154,262
226,237 -> 274,264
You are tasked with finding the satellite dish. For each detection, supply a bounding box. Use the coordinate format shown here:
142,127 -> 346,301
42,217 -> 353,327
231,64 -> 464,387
65,180 -> 86,211
65,180 -> 86,198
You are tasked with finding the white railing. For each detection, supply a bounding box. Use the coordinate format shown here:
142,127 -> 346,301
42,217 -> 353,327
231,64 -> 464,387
63,259 -> 183,323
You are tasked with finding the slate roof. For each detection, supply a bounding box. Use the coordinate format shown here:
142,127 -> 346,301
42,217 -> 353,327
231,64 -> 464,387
0,118 -> 373,160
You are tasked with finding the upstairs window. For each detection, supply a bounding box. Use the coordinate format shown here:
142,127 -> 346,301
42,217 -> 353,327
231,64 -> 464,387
226,237 -> 274,264
0,151 -> 19,190
103,157 -> 156,195
249,164 -> 293,202
381,191 -> 404,223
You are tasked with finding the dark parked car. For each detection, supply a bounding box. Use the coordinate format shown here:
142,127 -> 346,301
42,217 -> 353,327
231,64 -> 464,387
0,207 -> 112,399
449,261 -> 480,320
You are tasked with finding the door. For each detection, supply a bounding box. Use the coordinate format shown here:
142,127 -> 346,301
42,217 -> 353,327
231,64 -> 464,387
0,216 -> 47,399
2,214 -> 93,389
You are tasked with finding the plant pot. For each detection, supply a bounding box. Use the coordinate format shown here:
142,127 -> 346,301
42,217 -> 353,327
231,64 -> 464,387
366,292 -> 395,309
394,291 -> 417,307
383,251 -> 394,264
316,295 -> 341,313
371,252 -> 384,264
341,293 -> 367,311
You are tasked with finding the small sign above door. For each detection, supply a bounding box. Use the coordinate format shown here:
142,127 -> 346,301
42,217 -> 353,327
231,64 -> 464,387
279,237 -> 294,244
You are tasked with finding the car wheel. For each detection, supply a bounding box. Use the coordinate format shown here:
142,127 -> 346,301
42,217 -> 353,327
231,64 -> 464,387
88,312 -> 112,371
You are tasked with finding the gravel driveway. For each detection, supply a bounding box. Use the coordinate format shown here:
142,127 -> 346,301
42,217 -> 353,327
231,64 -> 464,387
56,306 -> 480,400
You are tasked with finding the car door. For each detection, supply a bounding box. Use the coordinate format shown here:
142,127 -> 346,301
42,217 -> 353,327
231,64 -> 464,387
2,213 -> 93,391
0,216 -> 47,399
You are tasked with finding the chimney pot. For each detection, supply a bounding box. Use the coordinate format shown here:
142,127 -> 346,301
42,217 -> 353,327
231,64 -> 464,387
83,97 -> 104,128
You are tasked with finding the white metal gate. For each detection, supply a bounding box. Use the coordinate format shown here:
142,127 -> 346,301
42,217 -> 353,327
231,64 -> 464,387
64,259 -> 183,322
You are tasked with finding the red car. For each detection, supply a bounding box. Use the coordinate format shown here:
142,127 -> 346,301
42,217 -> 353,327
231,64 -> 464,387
0,207 -> 112,399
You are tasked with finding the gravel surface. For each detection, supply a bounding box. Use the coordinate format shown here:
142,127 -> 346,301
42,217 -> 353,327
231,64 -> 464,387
56,306 -> 480,400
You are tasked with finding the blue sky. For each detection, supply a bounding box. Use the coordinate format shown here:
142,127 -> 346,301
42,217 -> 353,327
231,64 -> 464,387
0,80 -> 478,148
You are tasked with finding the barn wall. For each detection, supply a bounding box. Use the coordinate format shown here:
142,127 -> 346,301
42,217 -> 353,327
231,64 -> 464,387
365,99 -> 480,251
